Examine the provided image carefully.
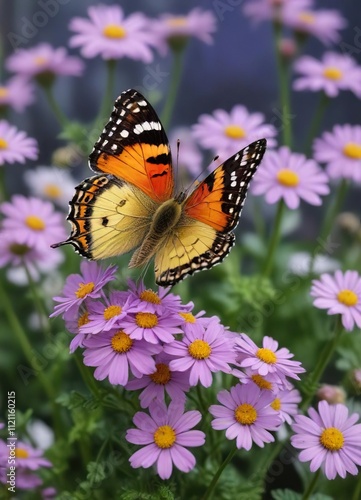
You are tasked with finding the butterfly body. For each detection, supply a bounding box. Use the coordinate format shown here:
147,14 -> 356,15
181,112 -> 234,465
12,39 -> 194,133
53,89 -> 267,286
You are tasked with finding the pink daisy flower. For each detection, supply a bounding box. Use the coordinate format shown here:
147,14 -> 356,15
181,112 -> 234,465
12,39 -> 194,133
82,328 -> 160,386
0,77 -> 34,113
293,52 -> 361,98
192,105 -> 277,159
310,270 -> 361,331
79,291 -> 130,335
235,334 -> 305,384
252,146 -> 329,209
126,401 -> 205,480
164,319 -> 236,387
313,124 -> 361,184
150,8 -> 217,55
65,305 -> 91,353
209,383 -> 281,450
291,400 -> 361,480
126,353 -> 190,408
6,43 -> 84,79
0,120 -> 38,165
121,309 -> 183,344
242,0 -> 312,25
0,466 -> 43,490
0,440 -> 51,470
51,261 -> 117,318
1,195 -> 67,251
69,5 -> 156,62
24,166 -> 78,208
271,388 -> 301,424
234,369 -> 282,393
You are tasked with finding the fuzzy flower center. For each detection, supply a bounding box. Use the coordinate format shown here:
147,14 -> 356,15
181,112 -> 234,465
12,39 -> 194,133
234,403 -> 257,425
167,17 -> 188,28
337,289 -> 358,307
15,448 -> 29,459
256,347 -> 277,364
9,243 -> 30,256
298,11 -> 315,24
343,142 -> 361,159
25,215 -> 45,231
224,125 -> 246,140
103,304 -> 122,320
103,24 -> 127,39
179,312 -> 196,323
75,282 -> 95,299
277,169 -> 299,187
150,363 -> 171,385
154,425 -> 176,449
320,427 -> 344,451
34,56 -> 48,66
135,312 -> 158,329
251,374 -> 273,391
139,289 -> 161,304
43,184 -> 62,198
111,330 -> 133,353
323,67 -> 343,81
77,311 -> 89,327
0,138 -> 8,149
188,339 -> 211,359
0,87 -> 9,98
271,397 -> 281,411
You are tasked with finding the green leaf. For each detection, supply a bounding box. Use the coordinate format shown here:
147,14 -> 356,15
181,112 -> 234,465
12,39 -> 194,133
271,489 -> 301,500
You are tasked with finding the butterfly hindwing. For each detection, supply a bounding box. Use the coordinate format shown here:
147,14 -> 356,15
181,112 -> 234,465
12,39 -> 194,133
89,89 -> 174,203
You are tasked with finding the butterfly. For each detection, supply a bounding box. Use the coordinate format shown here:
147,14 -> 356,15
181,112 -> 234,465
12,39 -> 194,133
53,89 -> 267,286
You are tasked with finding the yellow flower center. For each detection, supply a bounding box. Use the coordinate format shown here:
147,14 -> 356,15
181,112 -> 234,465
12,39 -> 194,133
271,397 -> 281,411
34,56 -> 47,65
277,169 -> 300,187
298,11 -> 315,24
111,330 -> 133,353
179,312 -> 196,323
337,289 -> 358,307
43,184 -> 62,198
150,363 -> 171,385
343,142 -> 361,159
103,24 -> 127,39
224,125 -> 246,140
139,289 -> 161,304
154,425 -> 176,449
25,215 -> 45,231
0,87 -> 9,98
0,138 -> 8,149
323,67 -> 343,81
167,17 -> 188,28
256,347 -> 277,365
77,311 -> 89,327
251,374 -> 273,391
103,305 -> 122,320
135,312 -> 158,329
234,403 -> 257,425
188,339 -> 211,360
75,282 -> 95,299
15,448 -> 29,459
320,427 -> 344,451
9,243 -> 30,256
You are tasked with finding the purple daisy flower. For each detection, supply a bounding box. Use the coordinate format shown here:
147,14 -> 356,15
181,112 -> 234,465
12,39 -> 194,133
82,328 -> 160,386
0,77 -> 35,113
126,353 -> 190,408
313,124 -> 361,184
126,400 -> 205,479
150,8 -> 217,55
192,104 -> 277,159
6,43 -> 84,79
271,387 -> 301,424
209,383 -> 281,450
0,466 -> 43,490
121,309 -> 183,344
235,334 -> 305,384
234,366 -> 294,392
69,5 -> 156,62
164,319 -> 236,387
1,195 -> 67,251
293,52 -> 361,98
79,291 -> 130,335
252,146 -> 329,209
0,440 -> 51,470
51,261 -> 117,318
65,305 -> 91,353
242,0 -> 312,25
310,270 -> 361,331
0,120 -> 38,165
291,400 -> 361,480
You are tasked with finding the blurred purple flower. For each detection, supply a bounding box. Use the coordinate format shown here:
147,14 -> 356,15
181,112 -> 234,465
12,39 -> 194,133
0,440 -> 51,470
0,77 -> 35,113
24,166 -> 78,208
252,146 -> 329,209
242,0 -> 312,24
0,120 -> 38,165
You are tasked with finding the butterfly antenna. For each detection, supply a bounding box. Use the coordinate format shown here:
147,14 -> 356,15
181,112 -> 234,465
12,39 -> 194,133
184,154 -> 221,197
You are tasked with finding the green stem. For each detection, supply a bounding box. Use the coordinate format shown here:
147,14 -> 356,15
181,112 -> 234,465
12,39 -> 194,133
352,470 -> 361,500
273,22 -> 292,148
303,93 -> 330,157
302,469 -> 321,500
262,200 -> 285,278
301,317 -> 344,410
42,84 -> 70,128
23,262 -> 51,338
97,59 -> 117,123
0,168 -> 6,203
160,49 -> 185,129
74,351 -> 101,399
202,446 -> 237,500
